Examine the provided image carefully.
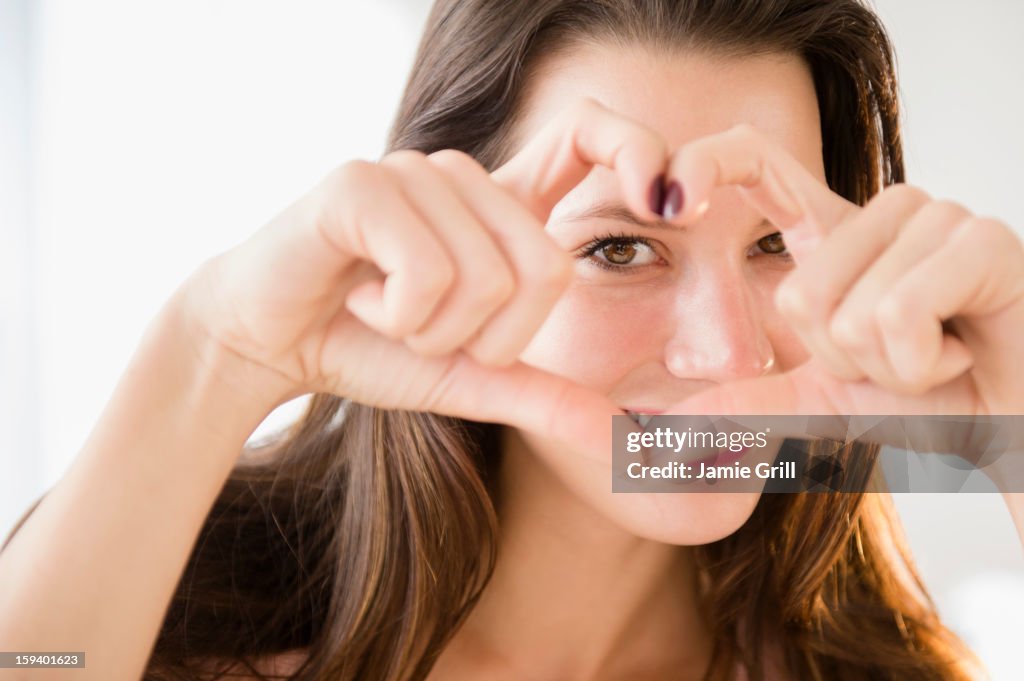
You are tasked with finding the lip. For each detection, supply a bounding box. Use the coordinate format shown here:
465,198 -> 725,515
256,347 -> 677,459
690,444 -> 750,466
618,410 -> 755,469
712,445 -> 751,466
620,407 -> 665,415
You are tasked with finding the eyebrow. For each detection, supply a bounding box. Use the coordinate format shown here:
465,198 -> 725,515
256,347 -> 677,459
563,201 -> 774,233
563,202 -> 683,230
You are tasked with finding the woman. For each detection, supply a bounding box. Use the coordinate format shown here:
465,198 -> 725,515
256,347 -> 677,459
1,0 -> 1022,679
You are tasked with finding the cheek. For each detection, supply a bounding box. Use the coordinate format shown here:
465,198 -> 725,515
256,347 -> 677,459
510,274 -> 789,546
518,417 -> 767,545
519,284 -> 666,389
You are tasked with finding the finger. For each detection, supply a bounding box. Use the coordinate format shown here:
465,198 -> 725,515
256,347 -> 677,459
665,123 -> 856,262
491,97 -> 669,223
895,216 -> 1024,318
429,149 -> 574,365
664,363 -> 842,418
660,362 -> 986,457
324,162 -> 455,338
665,357 -> 979,426
428,355 -> 620,458
829,198 -> 967,392
775,184 -> 932,381
378,150 -> 516,356
879,216 -> 1023,387
318,312 -> 619,458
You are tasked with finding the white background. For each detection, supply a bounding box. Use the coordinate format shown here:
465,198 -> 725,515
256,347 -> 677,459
2,0 -> 1022,675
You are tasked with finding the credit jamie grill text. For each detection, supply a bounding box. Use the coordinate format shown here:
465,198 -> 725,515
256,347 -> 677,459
611,415 -> 1024,494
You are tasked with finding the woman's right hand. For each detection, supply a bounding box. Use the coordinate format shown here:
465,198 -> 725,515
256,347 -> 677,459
182,99 -> 668,441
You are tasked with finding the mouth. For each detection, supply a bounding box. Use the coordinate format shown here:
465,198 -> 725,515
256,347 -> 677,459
621,410 -> 755,468
624,409 -> 661,428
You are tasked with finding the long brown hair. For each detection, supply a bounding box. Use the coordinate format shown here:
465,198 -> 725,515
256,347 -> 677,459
147,1 -> 976,679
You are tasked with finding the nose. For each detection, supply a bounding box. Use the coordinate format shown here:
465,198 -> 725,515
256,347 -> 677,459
663,269 -> 776,383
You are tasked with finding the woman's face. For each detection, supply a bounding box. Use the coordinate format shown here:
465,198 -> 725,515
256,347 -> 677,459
508,44 -> 824,543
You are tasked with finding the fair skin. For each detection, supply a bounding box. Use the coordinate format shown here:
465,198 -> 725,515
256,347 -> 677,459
430,45 -> 1024,680
430,47 -> 818,680
0,42 -> 1021,681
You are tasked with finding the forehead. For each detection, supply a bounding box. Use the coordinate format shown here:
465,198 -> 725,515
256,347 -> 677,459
518,42 -> 821,152
511,43 -> 825,212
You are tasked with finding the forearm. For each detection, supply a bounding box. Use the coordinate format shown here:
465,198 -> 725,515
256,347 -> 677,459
0,285 -> 282,680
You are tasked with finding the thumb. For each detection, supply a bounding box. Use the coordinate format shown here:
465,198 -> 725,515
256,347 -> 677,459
661,365 -> 997,457
658,364 -> 875,448
666,363 -> 842,418
430,355 -> 621,456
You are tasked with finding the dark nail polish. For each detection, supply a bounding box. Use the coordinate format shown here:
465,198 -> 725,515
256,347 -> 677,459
661,181 -> 684,220
647,174 -> 666,217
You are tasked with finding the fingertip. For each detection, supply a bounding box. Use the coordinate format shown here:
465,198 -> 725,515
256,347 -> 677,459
661,180 -> 684,221
662,174 -> 711,225
345,279 -> 398,337
936,335 -> 975,377
663,146 -> 710,224
622,160 -> 669,223
612,131 -> 670,222
893,332 -> 972,394
647,173 -> 666,219
775,279 -> 812,322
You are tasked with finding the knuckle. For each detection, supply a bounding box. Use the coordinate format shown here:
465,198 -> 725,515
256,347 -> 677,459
875,183 -> 930,210
326,159 -> 379,196
927,198 -> 969,219
961,216 -> 1012,249
573,96 -> 606,119
906,199 -> 970,237
428,148 -> 483,175
896,374 -> 933,396
774,280 -> 814,322
788,275 -> 834,317
470,270 -> 516,308
894,363 -> 926,390
380,148 -> 429,172
564,97 -> 618,133
319,161 -> 389,231
829,311 -> 870,350
410,259 -> 456,297
535,250 -> 574,288
431,262 -> 458,294
729,122 -> 760,144
875,293 -> 911,329
639,128 -> 670,162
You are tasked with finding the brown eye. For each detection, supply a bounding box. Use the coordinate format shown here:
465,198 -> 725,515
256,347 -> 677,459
602,242 -> 638,265
756,232 -> 788,255
579,235 -> 659,271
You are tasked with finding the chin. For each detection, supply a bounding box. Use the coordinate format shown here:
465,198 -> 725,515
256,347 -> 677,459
603,491 -> 764,545
511,428 -> 766,546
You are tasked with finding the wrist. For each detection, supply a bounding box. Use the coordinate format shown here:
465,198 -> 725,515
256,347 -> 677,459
140,280 -> 298,444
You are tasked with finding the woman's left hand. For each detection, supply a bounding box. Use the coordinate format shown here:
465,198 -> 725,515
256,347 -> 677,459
662,123 -> 1024,421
